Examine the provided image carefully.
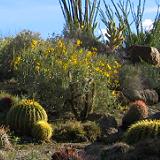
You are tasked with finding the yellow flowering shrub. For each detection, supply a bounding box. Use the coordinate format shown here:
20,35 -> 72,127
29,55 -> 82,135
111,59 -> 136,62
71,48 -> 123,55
12,38 -> 121,114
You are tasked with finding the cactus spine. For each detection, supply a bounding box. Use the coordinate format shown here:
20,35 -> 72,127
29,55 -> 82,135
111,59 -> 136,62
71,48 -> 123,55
31,120 -> 53,141
6,99 -> 48,135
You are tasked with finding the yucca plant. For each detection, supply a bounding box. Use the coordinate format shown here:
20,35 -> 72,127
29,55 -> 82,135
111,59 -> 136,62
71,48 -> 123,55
105,20 -> 125,53
59,0 -> 100,39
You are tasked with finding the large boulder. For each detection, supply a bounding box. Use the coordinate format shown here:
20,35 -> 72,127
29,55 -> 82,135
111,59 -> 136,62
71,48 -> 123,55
127,45 -> 160,66
122,89 -> 159,105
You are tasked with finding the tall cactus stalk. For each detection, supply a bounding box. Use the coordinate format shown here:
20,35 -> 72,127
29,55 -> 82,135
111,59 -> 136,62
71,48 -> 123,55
68,77 -> 95,121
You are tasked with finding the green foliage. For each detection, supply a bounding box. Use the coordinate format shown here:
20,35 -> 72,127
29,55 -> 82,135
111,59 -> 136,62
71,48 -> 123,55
6,99 -> 48,135
125,119 -> 160,144
0,30 -> 41,79
122,100 -> 148,128
82,121 -> 101,142
31,120 -> 53,142
59,0 -> 100,39
54,121 -> 86,143
12,38 -> 121,116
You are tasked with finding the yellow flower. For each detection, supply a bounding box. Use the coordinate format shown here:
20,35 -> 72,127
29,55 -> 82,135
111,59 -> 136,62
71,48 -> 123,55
31,39 -> 38,49
106,64 -> 112,70
76,39 -> 82,47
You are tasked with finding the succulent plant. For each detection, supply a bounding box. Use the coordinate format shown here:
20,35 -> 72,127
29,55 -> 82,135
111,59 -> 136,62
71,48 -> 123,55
105,20 -> 125,53
125,119 -> 160,144
122,100 -> 148,129
6,99 -> 48,135
31,120 -> 53,141
68,77 -> 95,121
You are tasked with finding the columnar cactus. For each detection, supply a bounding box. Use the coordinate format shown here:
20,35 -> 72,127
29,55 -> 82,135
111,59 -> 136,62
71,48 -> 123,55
122,100 -> 148,129
68,78 -> 95,121
125,120 -> 160,144
6,99 -> 48,135
31,120 -> 53,141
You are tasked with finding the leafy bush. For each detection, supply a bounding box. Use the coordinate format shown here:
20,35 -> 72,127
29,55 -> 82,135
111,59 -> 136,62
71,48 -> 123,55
6,99 -> 48,135
125,119 -> 160,144
31,120 -> 53,142
122,100 -> 148,129
12,38 -> 121,116
0,30 -> 41,79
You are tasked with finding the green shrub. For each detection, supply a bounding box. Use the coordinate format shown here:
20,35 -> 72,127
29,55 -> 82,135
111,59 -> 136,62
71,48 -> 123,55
6,99 -> 48,135
54,121 -> 86,143
125,120 -> 160,144
13,38 -> 121,116
82,121 -> 101,142
0,30 -> 40,79
122,100 -> 148,129
31,120 -> 53,142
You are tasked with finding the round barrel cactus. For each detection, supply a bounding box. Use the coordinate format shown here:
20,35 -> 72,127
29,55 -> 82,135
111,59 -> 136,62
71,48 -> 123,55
125,120 -> 160,144
31,120 -> 53,141
6,99 -> 48,135
122,100 -> 148,129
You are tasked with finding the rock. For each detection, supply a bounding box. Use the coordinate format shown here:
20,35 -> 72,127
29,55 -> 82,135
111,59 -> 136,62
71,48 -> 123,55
87,113 -> 117,133
127,45 -> 160,66
85,142 -> 107,160
122,89 -> 159,105
99,128 -> 124,144
148,112 -> 160,120
100,142 -> 131,160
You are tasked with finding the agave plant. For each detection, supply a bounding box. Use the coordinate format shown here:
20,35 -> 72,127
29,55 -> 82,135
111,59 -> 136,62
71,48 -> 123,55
59,0 -> 100,38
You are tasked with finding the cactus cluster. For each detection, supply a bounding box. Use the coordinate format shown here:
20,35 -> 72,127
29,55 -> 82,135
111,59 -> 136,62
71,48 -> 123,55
6,99 -> 48,135
122,100 -> 148,129
105,20 -> 125,53
31,120 -> 53,141
125,119 -> 160,144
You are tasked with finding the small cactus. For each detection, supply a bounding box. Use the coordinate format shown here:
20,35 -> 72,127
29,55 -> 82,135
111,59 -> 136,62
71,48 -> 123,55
125,119 -> 160,144
122,100 -> 148,129
6,99 -> 48,135
31,120 -> 53,141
